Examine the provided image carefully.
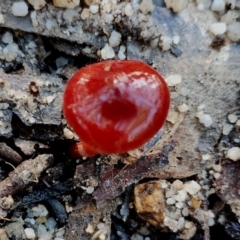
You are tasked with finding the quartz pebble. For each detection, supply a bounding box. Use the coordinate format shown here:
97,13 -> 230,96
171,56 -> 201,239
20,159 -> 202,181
159,36 -> 172,51
89,5 -> 99,14
196,111 -> 213,127
211,0 -> 225,11
63,128 -> 74,139
227,22 -> 240,42
183,181 -> 201,195
177,104 -> 189,113
226,147 -> 240,161
125,3 -> 134,16
209,23 -> 226,35
12,1 -> 29,17
101,44 -> 115,59
228,114 -> 238,123
24,228 -> 36,239
0,13 -> 4,24
165,75 -> 182,86
109,31 -> 121,47
140,0 -> 154,14
165,0 -> 188,12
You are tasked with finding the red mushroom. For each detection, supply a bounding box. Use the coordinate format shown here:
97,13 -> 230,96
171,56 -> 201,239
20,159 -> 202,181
63,60 -> 170,157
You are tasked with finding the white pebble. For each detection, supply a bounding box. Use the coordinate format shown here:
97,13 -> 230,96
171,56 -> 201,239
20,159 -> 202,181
109,31 -> 122,47
118,51 -> 126,60
166,198 -> 176,205
86,186 -> 94,194
165,75 -> 182,86
197,3 -> 205,11
172,35 -> 180,45
165,0 -> 188,13
159,36 -> 172,51
222,123 -> 233,135
177,104 -> 189,113
176,201 -> 184,209
125,3 -> 134,16
2,32 -> 13,44
214,173 -> 221,179
166,110 -> 179,124
228,114 -> 238,123
211,0 -> 225,12
164,216 -> 178,232
24,228 -> 36,239
89,5 -> 99,14
221,10 -> 239,24
12,1 -> 29,17
183,181 -> 201,195
53,0 -> 80,8
173,190 -> 187,202
227,22 -> 240,42
0,14 -> 4,24
196,112 -> 213,127
140,0 -> 154,14
226,147 -> 240,161
209,23 -> 226,35
101,43 -> 115,59
212,164 -> 222,172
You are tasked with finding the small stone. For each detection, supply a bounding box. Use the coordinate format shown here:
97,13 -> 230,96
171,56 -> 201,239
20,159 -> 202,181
213,164 -> 222,172
164,216 -> 178,232
172,35 -> 180,44
221,10 -> 239,24
173,190 -> 187,202
134,181 -> 165,226
12,1 -> 28,17
228,114 -> 238,123
125,3 -> 134,16
166,198 -> 176,205
81,8 -> 90,20
140,0 -> 154,14
85,223 -> 94,233
177,104 -> 189,113
24,228 -> 36,239
222,123 -> 233,135
214,172 -> 221,179
0,14 -> 5,24
227,22 -> 240,42
2,32 -> 13,44
166,110 -> 179,124
101,44 -> 115,60
197,3 -> 205,11
63,128 -> 74,139
196,111 -> 213,127
53,0 -> 80,9
159,36 -> 172,51
89,5 -> 99,14
86,186 -> 94,194
226,147 -> 240,161
109,31 -> 122,47
165,75 -> 182,86
176,201 -> 184,209
183,181 -> 201,195
211,0 -> 225,11
165,0 -> 188,12
191,197 -> 202,209
209,23 -> 227,35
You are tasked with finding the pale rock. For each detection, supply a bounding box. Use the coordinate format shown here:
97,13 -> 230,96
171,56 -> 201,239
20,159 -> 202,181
0,14 -> 4,24
228,114 -> 238,123
177,104 -> 189,113
53,0 -> 80,9
212,164 -> 222,172
227,22 -> 240,42
31,11 -> 38,27
211,0 -> 225,11
166,198 -> 176,205
226,0 -> 237,9
125,3 -> 134,16
165,74 -> 182,86
226,147 -> 240,161
201,154 -> 211,161
165,0 -> 188,12
28,0 -> 46,10
222,123 -> 233,135
63,128 -> 74,139
140,0 -> 154,14
197,3 -> 205,11
196,111 -> 213,127
86,186 -> 94,194
176,201 -> 184,209
159,36 -> 172,51
166,110 -> 179,124
171,180 -> 183,190
173,190 -> 187,202
209,22 -> 226,35
172,35 -> 180,44
220,10 -> 239,24
2,32 -> 13,44
183,181 -> 201,195
24,228 -> 36,239
150,38 -> 159,48
101,44 -> 115,59
118,51 -> 126,60
164,216 -> 178,232
89,5 -> 99,14
81,8 -> 90,20
109,31 -> 122,47
12,1 -> 29,17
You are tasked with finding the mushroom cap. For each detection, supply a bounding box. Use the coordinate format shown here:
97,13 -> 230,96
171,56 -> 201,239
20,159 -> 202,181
63,60 -> 170,154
